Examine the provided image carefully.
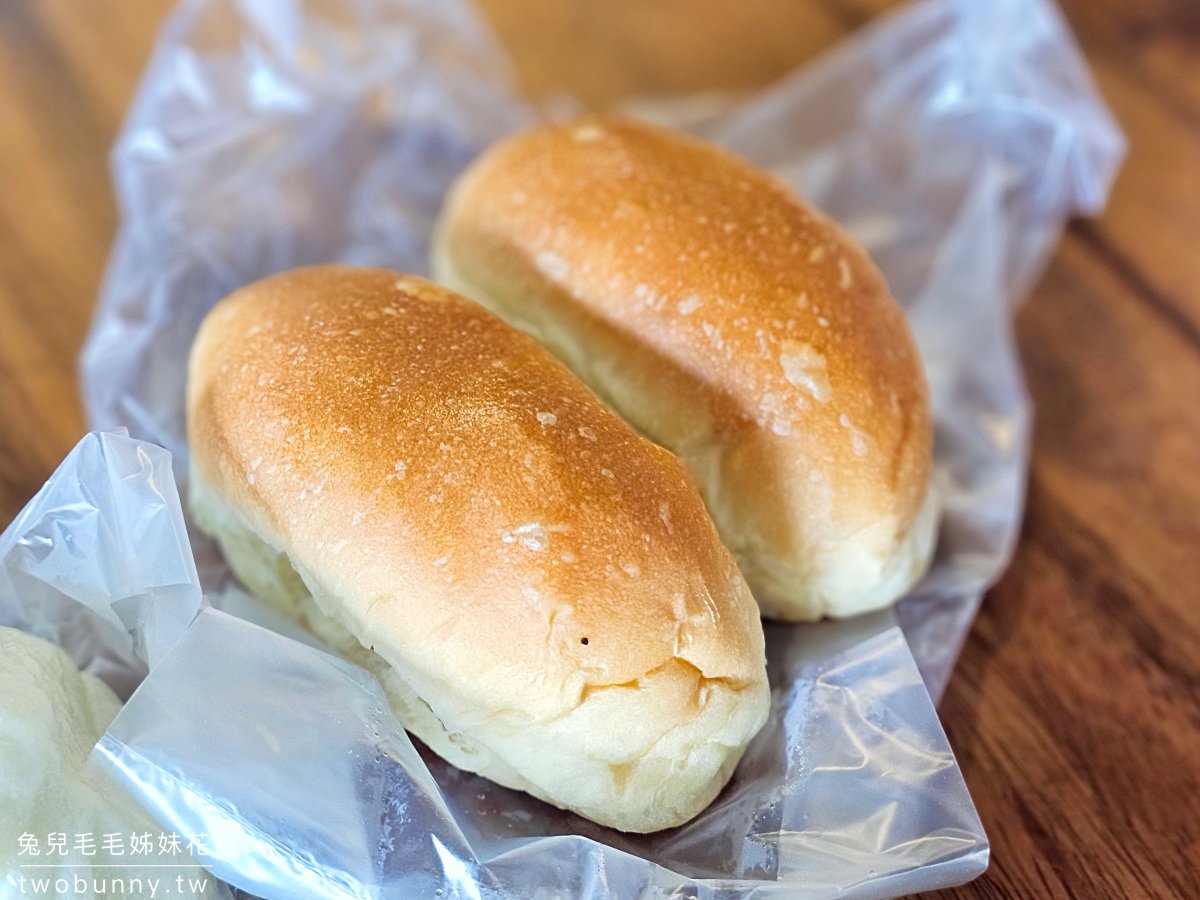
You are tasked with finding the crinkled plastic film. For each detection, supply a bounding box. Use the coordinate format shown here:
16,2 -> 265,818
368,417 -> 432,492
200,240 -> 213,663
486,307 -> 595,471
3,0 -> 1125,896
2,438 -> 987,898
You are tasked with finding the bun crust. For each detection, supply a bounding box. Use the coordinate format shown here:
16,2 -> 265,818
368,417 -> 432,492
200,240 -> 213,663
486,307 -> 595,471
186,265 -> 769,832
433,115 -> 935,620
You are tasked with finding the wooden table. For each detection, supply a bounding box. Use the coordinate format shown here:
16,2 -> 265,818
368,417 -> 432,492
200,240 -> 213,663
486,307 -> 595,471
1,1 -> 1197,896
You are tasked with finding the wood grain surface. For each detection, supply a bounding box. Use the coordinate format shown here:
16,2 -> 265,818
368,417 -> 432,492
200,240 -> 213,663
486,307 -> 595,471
1,0 -> 1198,896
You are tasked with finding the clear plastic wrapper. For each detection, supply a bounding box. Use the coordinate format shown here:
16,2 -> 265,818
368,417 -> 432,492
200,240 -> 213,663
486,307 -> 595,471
3,0 -> 1122,896
0,430 -> 202,697
5,434 -> 982,898
97,607 -> 986,899
0,433 -> 230,900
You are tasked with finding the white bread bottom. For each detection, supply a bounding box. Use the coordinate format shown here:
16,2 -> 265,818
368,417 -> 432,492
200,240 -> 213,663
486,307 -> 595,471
191,473 -> 766,832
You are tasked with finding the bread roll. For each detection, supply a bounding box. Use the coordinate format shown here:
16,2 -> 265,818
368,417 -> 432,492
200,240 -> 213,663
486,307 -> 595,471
0,626 -> 121,858
432,115 -> 936,622
0,627 -> 209,898
186,265 -> 769,833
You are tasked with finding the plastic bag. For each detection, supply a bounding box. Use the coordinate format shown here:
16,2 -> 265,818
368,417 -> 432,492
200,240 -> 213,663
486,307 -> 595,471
1,431 -> 984,898
49,0 -> 1122,895
0,432 -> 231,900
0,431 -> 202,696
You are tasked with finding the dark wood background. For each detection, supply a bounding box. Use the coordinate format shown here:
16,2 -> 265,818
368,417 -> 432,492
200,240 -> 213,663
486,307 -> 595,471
1,0 -> 1198,896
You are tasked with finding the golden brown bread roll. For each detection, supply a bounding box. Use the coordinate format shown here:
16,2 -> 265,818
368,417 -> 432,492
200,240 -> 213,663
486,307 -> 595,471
432,115 -> 936,621
186,265 -> 769,833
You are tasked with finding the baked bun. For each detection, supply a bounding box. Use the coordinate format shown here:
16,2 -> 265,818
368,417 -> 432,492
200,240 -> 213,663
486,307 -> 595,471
0,626 -> 121,853
433,115 -> 936,621
186,265 -> 769,833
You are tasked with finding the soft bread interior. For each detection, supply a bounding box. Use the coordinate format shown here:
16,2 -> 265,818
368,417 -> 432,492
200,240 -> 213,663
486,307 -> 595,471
192,470 -> 764,832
